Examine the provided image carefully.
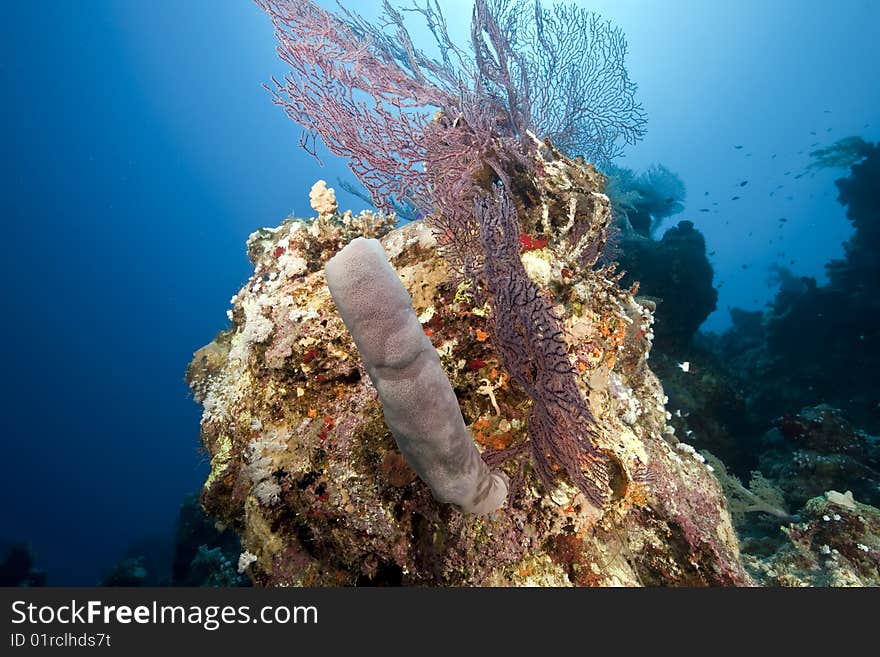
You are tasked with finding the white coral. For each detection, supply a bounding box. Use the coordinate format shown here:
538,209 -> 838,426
228,296 -> 275,363
521,249 -> 554,287
244,432 -> 289,507
309,180 -> 338,218
237,550 -> 258,574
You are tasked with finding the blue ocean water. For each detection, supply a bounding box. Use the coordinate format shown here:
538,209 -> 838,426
1,0 -> 878,584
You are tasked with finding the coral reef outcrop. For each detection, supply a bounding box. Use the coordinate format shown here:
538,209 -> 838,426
187,160 -> 749,586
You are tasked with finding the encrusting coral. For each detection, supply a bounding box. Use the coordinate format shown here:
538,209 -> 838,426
186,152 -> 750,586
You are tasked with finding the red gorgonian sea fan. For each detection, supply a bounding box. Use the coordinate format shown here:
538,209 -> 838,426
256,0 -> 647,506
257,0 -> 646,217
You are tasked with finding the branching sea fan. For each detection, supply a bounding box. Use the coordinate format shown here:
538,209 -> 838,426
257,0 -> 647,507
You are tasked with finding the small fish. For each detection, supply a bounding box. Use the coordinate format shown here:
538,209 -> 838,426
708,250 -> 716,256
810,131 -> 817,136
823,109 -> 831,114
677,361 -> 690,373
704,191 -> 709,196
731,196 -> 740,201
734,145 -> 743,149
771,154 -> 777,159
741,264 -> 750,269
739,180 -> 748,187
779,217 -> 788,222
699,208 -> 710,212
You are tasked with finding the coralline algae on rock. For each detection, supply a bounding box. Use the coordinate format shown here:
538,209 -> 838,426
186,157 -> 750,586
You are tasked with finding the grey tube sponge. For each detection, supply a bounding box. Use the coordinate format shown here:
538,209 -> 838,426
325,237 -> 508,515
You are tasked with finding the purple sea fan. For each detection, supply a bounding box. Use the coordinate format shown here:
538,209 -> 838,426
256,0 -> 454,211
475,0 -> 648,165
257,0 -> 503,273
477,187 -> 612,509
257,0 -> 647,221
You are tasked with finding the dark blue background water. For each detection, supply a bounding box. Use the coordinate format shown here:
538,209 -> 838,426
2,0 -> 877,583
1,0 -> 354,584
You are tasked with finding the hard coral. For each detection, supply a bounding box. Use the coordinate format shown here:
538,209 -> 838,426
308,180 -> 338,218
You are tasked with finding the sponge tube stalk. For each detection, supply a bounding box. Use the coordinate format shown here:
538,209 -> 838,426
325,237 -> 508,515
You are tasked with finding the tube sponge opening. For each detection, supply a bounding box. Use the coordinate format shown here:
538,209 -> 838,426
325,237 -> 508,515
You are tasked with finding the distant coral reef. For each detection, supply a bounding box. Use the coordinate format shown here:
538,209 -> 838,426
714,140 -> 880,433
0,543 -> 46,587
605,164 -> 687,236
617,220 -> 717,354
